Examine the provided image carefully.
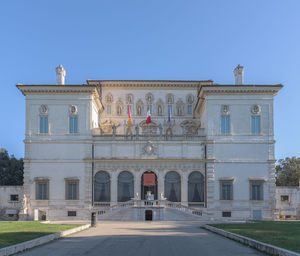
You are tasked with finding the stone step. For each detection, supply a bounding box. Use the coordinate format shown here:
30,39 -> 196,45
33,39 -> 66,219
98,206 -> 208,221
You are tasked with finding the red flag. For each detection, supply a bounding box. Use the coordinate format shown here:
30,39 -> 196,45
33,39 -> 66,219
143,173 -> 155,186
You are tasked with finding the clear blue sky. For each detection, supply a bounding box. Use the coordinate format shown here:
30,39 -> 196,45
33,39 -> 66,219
0,0 -> 299,159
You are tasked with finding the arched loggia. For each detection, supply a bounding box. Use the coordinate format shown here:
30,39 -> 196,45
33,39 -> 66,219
165,171 -> 181,202
94,171 -> 110,202
188,171 -> 204,203
118,171 -> 134,202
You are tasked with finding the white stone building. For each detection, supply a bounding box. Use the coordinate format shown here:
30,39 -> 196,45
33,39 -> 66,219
0,186 -> 23,220
17,65 -> 282,221
276,185 -> 300,219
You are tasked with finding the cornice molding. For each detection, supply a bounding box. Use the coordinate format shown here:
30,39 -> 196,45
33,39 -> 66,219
86,80 -> 213,88
16,85 -> 99,96
195,85 -> 283,113
199,85 -> 282,97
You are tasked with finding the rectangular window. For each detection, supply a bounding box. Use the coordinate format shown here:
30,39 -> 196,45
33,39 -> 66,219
281,195 -> 289,202
106,105 -> 111,115
220,180 -> 233,200
251,116 -> 261,134
221,116 -> 230,135
40,116 -> 48,134
222,211 -> 231,217
66,180 -> 79,200
67,211 -> 77,217
36,180 -> 49,200
10,194 -> 19,201
187,105 -> 193,115
250,181 -> 263,200
69,116 -> 78,134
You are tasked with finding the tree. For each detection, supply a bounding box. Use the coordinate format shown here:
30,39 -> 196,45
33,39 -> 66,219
0,149 -> 23,185
276,157 -> 300,186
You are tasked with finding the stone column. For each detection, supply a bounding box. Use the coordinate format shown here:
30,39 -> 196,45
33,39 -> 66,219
111,171 -> 118,206
181,172 -> 188,206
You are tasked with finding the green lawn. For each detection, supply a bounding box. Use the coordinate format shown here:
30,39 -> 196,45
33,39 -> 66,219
210,221 -> 300,253
0,221 -> 81,249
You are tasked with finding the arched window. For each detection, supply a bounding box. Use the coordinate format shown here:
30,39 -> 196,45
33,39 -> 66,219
145,93 -> 153,114
39,105 -> 48,134
126,94 -> 133,104
118,171 -> 134,202
105,94 -> 113,115
105,93 -> 113,103
164,171 -> 181,202
166,94 -> 174,104
188,172 -> 204,202
221,105 -> 230,135
166,94 -> 174,117
94,171 -> 110,202
69,105 -> 78,133
186,95 -> 194,115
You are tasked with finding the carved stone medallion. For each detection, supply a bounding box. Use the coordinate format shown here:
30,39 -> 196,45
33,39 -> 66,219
141,141 -> 157,157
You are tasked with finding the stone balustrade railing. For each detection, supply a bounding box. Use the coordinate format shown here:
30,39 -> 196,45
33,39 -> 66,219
95,199 -> 204,217
92,128 -> 206,141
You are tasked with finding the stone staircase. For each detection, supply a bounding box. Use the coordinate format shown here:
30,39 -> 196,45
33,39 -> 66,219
94,200 -> 209,221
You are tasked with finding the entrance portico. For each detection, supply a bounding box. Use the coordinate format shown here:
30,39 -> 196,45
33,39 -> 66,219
92,159 -> 207,210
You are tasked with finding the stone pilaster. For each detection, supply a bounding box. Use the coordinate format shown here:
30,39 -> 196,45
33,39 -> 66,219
157,170 -> 164,199
84,162 -> 92,205
206,142 -> 215,213
134,169 -> 141,199
206,162 -> 215,209
267,161 -> 276,219
111,170 -> 118,205
181,173 -> 188,206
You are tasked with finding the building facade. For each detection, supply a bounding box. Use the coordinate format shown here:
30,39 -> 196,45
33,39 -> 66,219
17,65 -> 282,221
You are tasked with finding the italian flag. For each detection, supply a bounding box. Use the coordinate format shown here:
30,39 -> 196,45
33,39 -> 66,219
146,106 -> 151,125
128,105 -> 132,126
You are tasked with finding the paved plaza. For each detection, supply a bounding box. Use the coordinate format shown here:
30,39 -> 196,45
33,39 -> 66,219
17,221 -> 265,256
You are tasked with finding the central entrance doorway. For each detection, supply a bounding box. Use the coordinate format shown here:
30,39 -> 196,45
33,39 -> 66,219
145,210 -> 153,221
141,171 -> 158,200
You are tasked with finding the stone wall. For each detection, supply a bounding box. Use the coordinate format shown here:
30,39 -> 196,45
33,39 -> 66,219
0,186 -> 23,220
276,186 -> 300,219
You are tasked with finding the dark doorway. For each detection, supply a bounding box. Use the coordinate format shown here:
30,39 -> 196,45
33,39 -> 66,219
145,210 -> 153,221
141,171 -> 158,200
